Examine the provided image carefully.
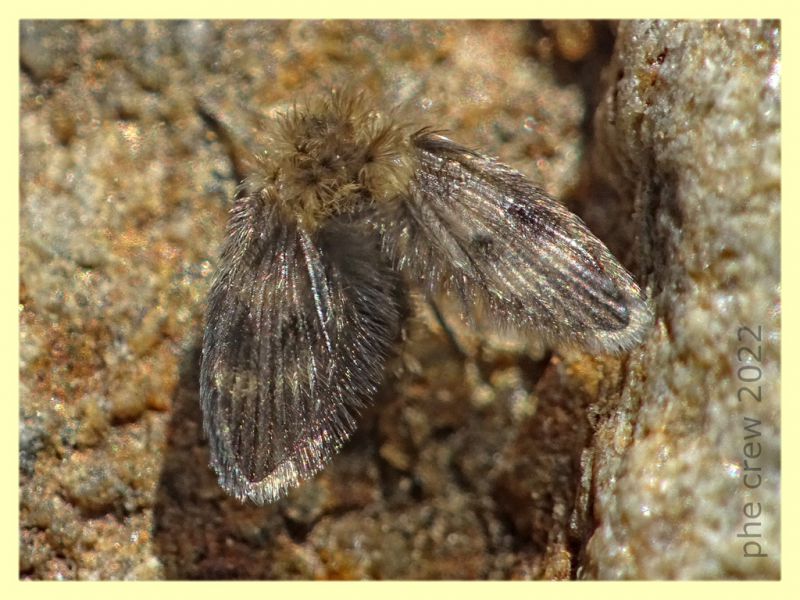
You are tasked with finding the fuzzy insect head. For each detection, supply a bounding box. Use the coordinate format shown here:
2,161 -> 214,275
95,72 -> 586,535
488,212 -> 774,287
251,91 -> 416,230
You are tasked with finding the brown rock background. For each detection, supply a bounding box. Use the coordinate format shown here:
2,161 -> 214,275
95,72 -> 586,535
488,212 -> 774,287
586,20 -> 780,579
19,20 -> 779,580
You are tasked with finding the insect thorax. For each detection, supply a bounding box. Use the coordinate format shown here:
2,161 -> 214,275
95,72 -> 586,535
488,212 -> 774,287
256,93 -> 416,229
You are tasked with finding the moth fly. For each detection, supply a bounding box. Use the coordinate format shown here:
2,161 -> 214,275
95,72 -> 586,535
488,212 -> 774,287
200,89 -> 652,504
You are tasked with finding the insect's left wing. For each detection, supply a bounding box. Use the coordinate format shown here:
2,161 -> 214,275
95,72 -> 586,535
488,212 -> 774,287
201,195 -> 401,504
379,131 -> 652,353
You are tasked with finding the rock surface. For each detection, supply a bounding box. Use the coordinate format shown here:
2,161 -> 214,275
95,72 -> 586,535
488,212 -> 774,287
19,20 -> 779,580
586,20 -> 780,579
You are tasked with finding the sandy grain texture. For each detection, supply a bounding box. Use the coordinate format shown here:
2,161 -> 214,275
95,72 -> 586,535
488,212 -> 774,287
19,20 -> 779,580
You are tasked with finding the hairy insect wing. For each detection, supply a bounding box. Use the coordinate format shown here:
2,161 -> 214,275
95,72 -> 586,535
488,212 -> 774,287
201,91 -> 652,504
200,189 -> 401,504
378,130 -> 652,353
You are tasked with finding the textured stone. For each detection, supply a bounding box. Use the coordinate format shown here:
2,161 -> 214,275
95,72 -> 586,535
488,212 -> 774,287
585,20 -> 780,579
19,19 -> 779,580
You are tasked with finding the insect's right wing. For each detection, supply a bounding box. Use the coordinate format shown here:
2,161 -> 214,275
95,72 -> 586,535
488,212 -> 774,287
201,193 -> 401,504
379,131 -> 652,353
